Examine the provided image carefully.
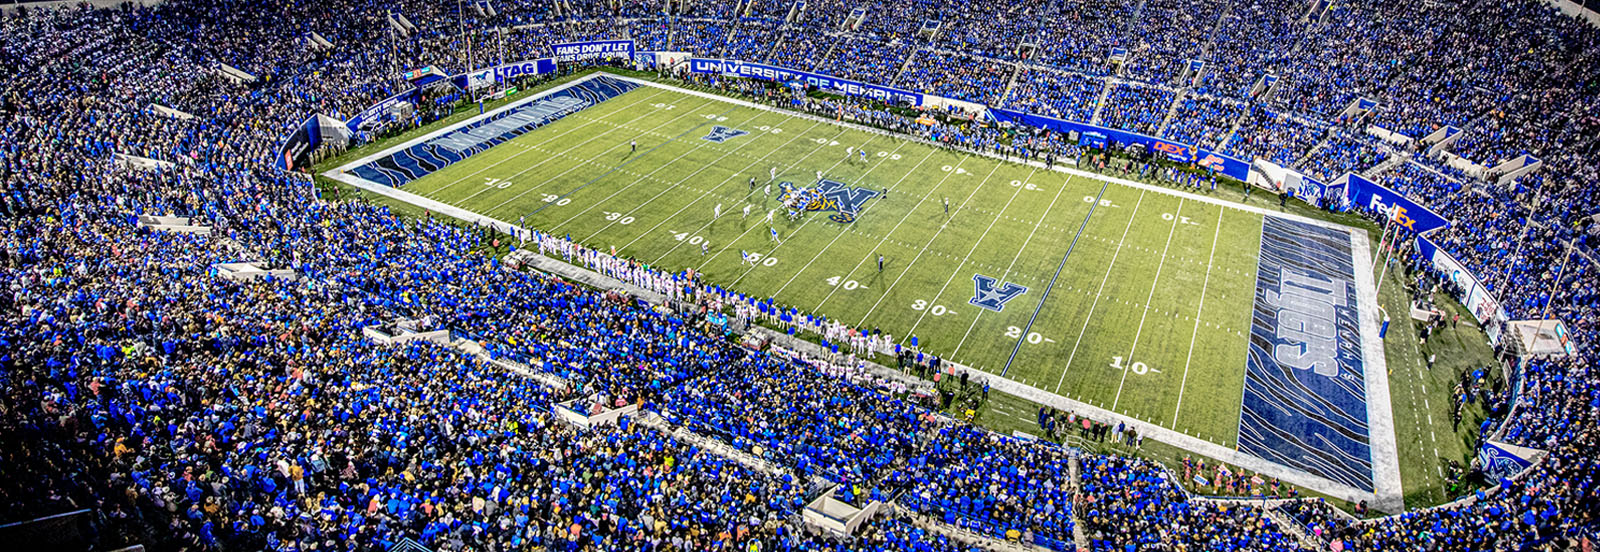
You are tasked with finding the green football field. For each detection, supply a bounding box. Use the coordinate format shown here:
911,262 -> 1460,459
385,84 -> 1279,447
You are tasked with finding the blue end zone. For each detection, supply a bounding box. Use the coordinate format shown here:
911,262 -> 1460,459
351,76 -> 640,187
1239,217 -> 1373,491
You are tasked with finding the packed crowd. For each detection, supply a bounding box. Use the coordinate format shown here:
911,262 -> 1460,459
2,0 -> 1599,551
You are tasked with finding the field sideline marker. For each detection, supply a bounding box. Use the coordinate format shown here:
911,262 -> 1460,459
1171,205 -> 1227,423
1111,198 -> 1184,411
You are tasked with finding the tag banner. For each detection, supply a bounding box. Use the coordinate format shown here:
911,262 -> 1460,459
451,58 -> 557,90
1416,236 -> 1507,343
1344,172 -> 1451,234
688,58 -> 925,106
550,40 -> 635,62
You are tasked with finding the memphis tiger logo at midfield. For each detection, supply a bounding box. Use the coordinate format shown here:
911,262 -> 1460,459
702,125 -> 749,143
777,179 -> 879,223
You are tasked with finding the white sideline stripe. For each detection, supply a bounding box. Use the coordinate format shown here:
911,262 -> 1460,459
1350,216 -> 1403,511
809,154 -> 967,313
329,73 -> 1397,510
427,89 -> 674,197
714,133 -> 885,278
630,121 -> 839,257
1111,198 -> 1184,411
612,116 -> 820,250
858,163 -> 1004,326
610,73 -> 1364,235
1054,189 -> 1147,394
1172,205 -> 1226,422
903,168 -> 1037,339
950,174 -> 1073,357
482,99 -> 726,217
769,141 -> 919,297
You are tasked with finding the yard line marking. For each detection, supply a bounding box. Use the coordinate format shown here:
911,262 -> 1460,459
857,162 -> 1004,326
1049,188 -> 1145,390
1111,198 -> 1185,411
805,154 -> 972,312
768,142 -> 924,296
567,112 -> 801,237
1000,177 -> 1110,378
519,103 -> 742,220
1172,205 -> 1226,422
424,88 -> 674,197
617,118 -> 825,251
638,124 -> 845,260
460,96 -> 719,212
903,167 -> 1039,339
950,175 -> 1074,357
705,134 -> 884,275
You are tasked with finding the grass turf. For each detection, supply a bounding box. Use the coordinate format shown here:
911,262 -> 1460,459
392,84 -> 1276,449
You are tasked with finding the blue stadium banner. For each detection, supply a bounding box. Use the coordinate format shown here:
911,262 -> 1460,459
1150,138 -> 1196,163
1343,173 -> 1451,234
1194,148 -> 1250,181
498,58 -> 557,82
688,58 -> 925,106
1415,236 -> 1507,341
550,40 -> 635,62
345,88 -> 421,133
1476,441 -> 1533,480
988,107 -> 1251,181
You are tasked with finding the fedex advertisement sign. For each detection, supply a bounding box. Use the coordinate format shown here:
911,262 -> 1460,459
1345,173 -> 1450,234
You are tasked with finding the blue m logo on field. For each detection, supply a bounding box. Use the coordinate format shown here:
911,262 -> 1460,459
970,274 -> 1028,312
778,179 -> 879,223
702,125 -> 749,143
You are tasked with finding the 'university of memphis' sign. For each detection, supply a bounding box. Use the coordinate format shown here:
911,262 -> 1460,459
550,40 -> 634,62
689,58 -> 925,106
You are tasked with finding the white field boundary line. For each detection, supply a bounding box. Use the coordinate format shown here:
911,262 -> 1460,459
710,133 -> 888,277
622,120 -> 837,254
1350,216 -> 1403,511
1110,198 -> 1184,411
807,153 -> 966,312
1054,189 -> 1147,394
546,105 -> 775,229
950,174 -> 1073,357
448,95 -> 714,208
608,74 -> 1366,237
767,141 -> 924,297
901,167 -> 1039,339
1172,204 -> 1226,422
333,74 -> 654,184
425,89 -> 677,198
323,74 -> 1389,510
857,162 -> 1005,326
595,113 -> 812,245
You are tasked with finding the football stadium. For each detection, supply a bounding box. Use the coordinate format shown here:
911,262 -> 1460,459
2,0 -> 1596,551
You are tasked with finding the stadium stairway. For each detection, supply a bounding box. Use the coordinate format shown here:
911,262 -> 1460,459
896,503 -> 1054,552
1154,91 -> 1185,137
1069,455 -> 1089,550
892,47 -> 920,87
1090,81 -> 1116,124
998,61 -> 1025,107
